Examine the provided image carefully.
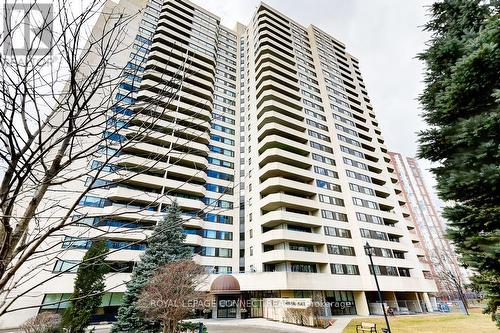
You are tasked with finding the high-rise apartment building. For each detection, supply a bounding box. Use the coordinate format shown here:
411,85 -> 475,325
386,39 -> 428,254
389,152 -> 466,296
1,0 -> 437,327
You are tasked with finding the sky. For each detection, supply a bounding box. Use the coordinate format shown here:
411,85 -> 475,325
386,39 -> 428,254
190,0 -> 441,199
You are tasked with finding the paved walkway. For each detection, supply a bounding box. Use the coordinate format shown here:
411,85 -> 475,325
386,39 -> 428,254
65,316 -> 354,333
199,317 -> 355,333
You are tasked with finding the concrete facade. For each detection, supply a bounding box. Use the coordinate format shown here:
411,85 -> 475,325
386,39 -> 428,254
389,152 -> 467,295
0,0 -> 437,328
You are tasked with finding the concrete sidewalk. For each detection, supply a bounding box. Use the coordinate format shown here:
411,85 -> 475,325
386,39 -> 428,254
1,317 -> 354,333
199,316 -> 355,333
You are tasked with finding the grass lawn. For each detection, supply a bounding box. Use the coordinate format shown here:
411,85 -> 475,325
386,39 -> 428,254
342,308 -> 497,333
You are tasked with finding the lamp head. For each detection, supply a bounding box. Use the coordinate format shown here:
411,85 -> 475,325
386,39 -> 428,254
364,242 -> 373,255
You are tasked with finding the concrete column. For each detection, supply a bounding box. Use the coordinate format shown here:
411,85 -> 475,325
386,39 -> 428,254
385,291 -> 399,311
212,301 -> 217,319
354,291 -> 370,316
236,302 -> 241,319
422,292 -> 434,313
414,292 -> 423,313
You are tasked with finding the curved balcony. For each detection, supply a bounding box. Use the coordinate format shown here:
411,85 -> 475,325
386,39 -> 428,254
181,215 -> 204,228
165,195 -> 205,211
117,146 -> 208,171
260,210 -> 321,228
259,162 -> 314,183
261,229 -> 324,245
184,234 -> 203,246
257,14 -> 291,33
258,123 -> 307,145
256,79 -> 301,102
257,21 -> 292,44
145,88 -> 213,111
258,134 -> 309,156
260,193 -> 319,212
255,53 -> 297,77
257,110 -> 305,132
106,186 -> 159,203
122,112 -> 210,144
259,177 -> 316,197
259,148 -> 312,169
160,4 -> 194,26
256,70 -> 299,93
256,36 -> 294,59
257,99 -> 304,121
146,54 -> 214,82
257,90 -> 303,112
256,55 -> 297,82
113,171 -> 206,197
153,27 -> 216,67
419,261 -> 432,272
99,206 -> 159,222
140,77 -> 213,103
138,90 -> 212,122
124,128 -> 209,157
261,249 -> 328,264
257,7 -> 290,28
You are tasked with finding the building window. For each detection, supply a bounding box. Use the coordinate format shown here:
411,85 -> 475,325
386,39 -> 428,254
356,212 -> 383,225
325,290 -> 357,315
204,213 -> 233,224
319,194 -> 345,206
289,243 -> 314,252
312,153 -> 336,165
79,196 -> 107,208
360,228 -> 387,241
198,247 -> 233,258
52,260 -> 79,273
353,197 -> 378,210
349,183 -> 374,196
324,226 -> 351,238
369,265 -> 400,277
327,244 -> 355,256
330,263 -> 359,275
314,166 -> 338,178
321,209 -> 348,222
316,180 -> 341,192
207,170 -> 234,181
40,293 -> 71,310
291,263 -> 317,273
398,267 -> 411,277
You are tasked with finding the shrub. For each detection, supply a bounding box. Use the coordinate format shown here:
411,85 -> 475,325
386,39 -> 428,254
21,313 -> 61,333
283,305 -> 328,328
177,321 -> 207,333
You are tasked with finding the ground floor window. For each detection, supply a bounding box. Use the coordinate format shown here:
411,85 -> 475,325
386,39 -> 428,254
40,292 -> 124,322
216,295 -> 238,318
325,290 -> 357,315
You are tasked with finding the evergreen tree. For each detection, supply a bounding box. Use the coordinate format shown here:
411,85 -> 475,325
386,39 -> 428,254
417,0 -> 499,325
61,240 -> 110,332
112,201 -> 192,332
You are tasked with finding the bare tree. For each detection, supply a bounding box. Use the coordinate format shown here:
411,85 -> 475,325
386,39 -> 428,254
20,312 -> 61,333
0,0 -> 236,318
428,246 -> 469,314
137,260 -> 208,333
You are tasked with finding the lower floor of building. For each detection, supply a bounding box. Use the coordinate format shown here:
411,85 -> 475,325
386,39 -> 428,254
210,290 -> 434,320
30,289 -> 433,325
0,272 -> 437,328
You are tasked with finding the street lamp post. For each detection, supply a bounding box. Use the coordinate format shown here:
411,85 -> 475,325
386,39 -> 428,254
365,242 -> 391,333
